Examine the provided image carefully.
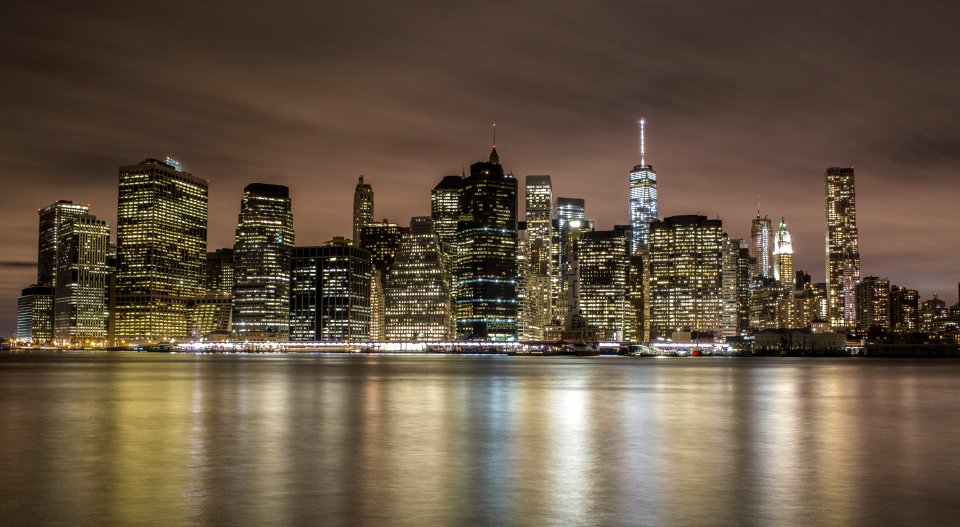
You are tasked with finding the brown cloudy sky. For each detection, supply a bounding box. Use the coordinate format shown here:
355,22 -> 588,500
2,1 -> 959,333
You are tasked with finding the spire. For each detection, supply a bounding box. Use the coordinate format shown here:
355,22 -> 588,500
489,121 -> 500,165
639,117 -> 646,165
359,175 -> 364,184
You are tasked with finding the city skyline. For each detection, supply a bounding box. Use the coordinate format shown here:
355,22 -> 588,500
3,2 -> 960,334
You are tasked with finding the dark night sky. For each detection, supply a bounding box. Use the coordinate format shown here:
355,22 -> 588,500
2,1 -> 959,334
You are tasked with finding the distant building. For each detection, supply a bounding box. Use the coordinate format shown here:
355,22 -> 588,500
890,285 -> 919,333
721,237 -> 751,337
628,118 -> 657,254
430,175 -> 463,253
37,200 -> 90,288
751,212 -> 773,279
193,248 -> 234,338
384,217 -> 453,341
856,276 -> 891,332
17,285 -> 53,344
352,176 -> 374,246
232,184 -> 295,342
578,226 -> 633,340
290,239 -> 371,341
454,147 -> 518,340
555,197 -> 585,230
115,158 -> 208,343
359,220 -> 404,341
649,215 -> 724,341
825,167 -> 861,328
53,214 -> 111,345
772,217 -> 794,287
521,175 -> 554,340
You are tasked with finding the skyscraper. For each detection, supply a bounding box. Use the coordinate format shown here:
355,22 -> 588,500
115,158 -> 208,343
751,212 -> 773,279
825,167 -> 861,328
578,225 -> 633,340
384,217 -> 453,341
555,197 -> 586,230
37,200 -> 89,288
431,175 -> 463,252
232,183 -> 295,342
721,236 -> 751,337
628,118 -> 657,254
17,285 -> 53,344
855,276 -> 890,332
359,220 -> 404,341
890,285 -> 919,333
522,175 -> 554,340
290,239 -> 372,341
193,248 -> 234,339
53,213 -> 110,345
772,217 -> 794,287
353,176 -> 373,246
649,215 -> 724,340
454,146 -> 518,340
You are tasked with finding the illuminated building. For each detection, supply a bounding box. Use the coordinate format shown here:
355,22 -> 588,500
521,175 -> 554,340
115,158 -> 208,343
749,278 -> 792,331
37,200 -> 89,288
626,253 -> 649,343
232,183 -> 295,342
290,239 -> 371,341
825,167 -> 861,328
431,175 -> 463,252
555,197 -> 585,230
751,212 -> 773,278
772,217 -> 794,287
359,220 -> 404,340
920,297 -> 948,333
649,215 -> 724,340
53,214 -> 110,345
721,237 -> 751,337
384,217 -> 453,341
890,285 -> 919,333
628,118 -> 657,253
855,276 -> 890,332
454,146 -> 518,340
577,225 -> 633,340
790,283 -> 828,329
192,248 -> 234,339
17,285 -> 53,344
353,176 -> 374,246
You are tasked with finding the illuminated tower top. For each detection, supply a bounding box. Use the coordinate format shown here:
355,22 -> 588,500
629,117 -> 657,254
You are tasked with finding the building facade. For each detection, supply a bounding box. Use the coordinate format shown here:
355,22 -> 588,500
115,158 -> 208,343
17,285 -> 54,344
290,240 -> 372,341
751,212 -> 773,279
53,214 -> 111,345
825,167 -> 861,328
352,176 -> 373,246
855,276 -> 891,332
232,184 -> 295,342
890,285 -> 919,333
578,226 -> 633,340
772,217 -> 794,287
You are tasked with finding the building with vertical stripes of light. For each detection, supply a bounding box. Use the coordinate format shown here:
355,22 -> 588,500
115,158 -> 208,343
825,167 -> 860,328
290,239 -> 371,341
628,118 -> 657,254
231,183 -> 295,342
53,213 -> 111,345
751,212 -> 773,279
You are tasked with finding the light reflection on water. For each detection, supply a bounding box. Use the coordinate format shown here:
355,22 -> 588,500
1,353 -> 960,526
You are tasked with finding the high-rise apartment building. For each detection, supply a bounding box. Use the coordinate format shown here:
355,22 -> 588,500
115,158 -> 208,343
649,215 -> 724,340
231,184 -> 295,342
454,147 -> 518,340
825,167 -> 861,328
628,118 -> 657,254
353,176 -> 373,246
855,276 -> 890,332
751,212 -> 773,279
290,239 -> 371,341
890,285 -> 919,333
721,237 -> 751,337
773,217 -> 794,287
384,217 -> 453,341
53,214 -> 110,345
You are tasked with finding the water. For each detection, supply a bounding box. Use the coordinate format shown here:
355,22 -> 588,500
1,353 -> 959,526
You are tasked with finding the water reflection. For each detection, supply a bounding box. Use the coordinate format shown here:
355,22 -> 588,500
2,354 -> 960,525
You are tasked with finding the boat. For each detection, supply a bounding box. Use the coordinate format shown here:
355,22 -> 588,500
569,343 -> 600,356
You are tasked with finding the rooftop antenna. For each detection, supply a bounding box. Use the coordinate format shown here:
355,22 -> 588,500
493,121 -> 497,148
639,117 -> 647,165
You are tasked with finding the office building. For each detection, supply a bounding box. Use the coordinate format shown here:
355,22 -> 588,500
232,183 -> 295,342
721,237 -> 751,337
53,214 -> 110,345
454,146 -> 518,340
115,158 -> 208,343
555,197 -> 585,230
353,176 -> 373,246
751,212 -> 773,279
384,217 -> 453,341
193,248 -> 234,339
431,175 -> 463,252
649,215 -> 724,340
17,285 -> 54,344
825,167 -> 861,328
578,226 -> 633,340
522,175 -> 554,340
37,200 -> 90,288
290,239 -> 371,341
628,118 -> 657,253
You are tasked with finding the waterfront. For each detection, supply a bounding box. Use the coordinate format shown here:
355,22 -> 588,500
2,353 -> 959,526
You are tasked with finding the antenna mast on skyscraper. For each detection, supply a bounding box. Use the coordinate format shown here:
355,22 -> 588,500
639,117 -> 646,165
493,121 -> 496,148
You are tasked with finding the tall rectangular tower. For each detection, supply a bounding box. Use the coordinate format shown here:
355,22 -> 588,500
825,167 -> 860,328
628,118 -> 657,254
115,158 -> 208,343
53,214 -> 111,345
751,213 -> 773,279
352,176 -> 374,246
